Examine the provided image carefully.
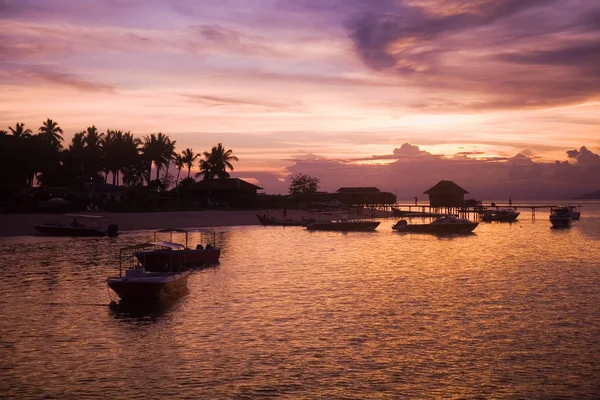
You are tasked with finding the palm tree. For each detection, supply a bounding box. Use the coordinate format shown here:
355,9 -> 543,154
0,129 -> 7,136
38,118 -> 64,150
174,153 -> 184,186
141,132 -> 175,183
9,122 -> 32,139
181,148 -> 199,179
81,125 -> 104,180
196,143 -> 238,180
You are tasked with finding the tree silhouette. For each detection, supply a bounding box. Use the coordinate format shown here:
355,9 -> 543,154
181,148 -> 199,179
196,143 -> 238,180
9,122 -> 32,139
38,118 -> 64,150
289,173 -> 320,195
142,132 -> 175,183
174,153 -> 184,186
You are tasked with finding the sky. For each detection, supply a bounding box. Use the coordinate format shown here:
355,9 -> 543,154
1,0 -> 599,197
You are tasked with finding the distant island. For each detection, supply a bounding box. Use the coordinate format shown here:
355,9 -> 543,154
577,190 -> 600,199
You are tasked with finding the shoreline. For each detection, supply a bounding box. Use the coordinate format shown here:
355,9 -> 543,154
0,208 -> 354,237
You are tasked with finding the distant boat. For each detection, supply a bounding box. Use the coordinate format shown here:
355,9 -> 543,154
34,214 -> 118,237
134,228 -> 220,271
392,215 -> 478,234
480,208 -> 520,222
256,214 -> 313,227
306,218 -> 380,231
107,243 -> 190,304
566,205 -> 581,220
550,207 -> 572,228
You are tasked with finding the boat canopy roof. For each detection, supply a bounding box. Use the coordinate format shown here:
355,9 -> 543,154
155,228 -> 215,234
120,241 -> 186,251
149,241 -> 186,250
62,214 -> 107,219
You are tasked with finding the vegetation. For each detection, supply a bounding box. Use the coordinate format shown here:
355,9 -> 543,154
0,119 -> 239,200
196,143 -> 239,180
289,173 -> 320,195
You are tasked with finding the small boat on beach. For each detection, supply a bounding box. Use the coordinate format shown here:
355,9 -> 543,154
34,214 -> 118,237
134,228 -> 220,271
392,215 -> 478,234
306,218 -> 380,231
480,208 -> 520,222
550,206 -> 573,228
107,243 -> 191,304
256,213 -> 313,227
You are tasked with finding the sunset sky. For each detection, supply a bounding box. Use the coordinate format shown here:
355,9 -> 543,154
1,0 -> 599,197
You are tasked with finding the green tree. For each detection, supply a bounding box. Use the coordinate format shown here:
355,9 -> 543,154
289,173 -> 320,195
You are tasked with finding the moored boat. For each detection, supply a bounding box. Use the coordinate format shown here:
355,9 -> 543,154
256,214 -> 313,227
306,218 -> 380,231
107,243 -> 191,304
566,205 -> 581,220
134,228 -> 220,271
34,214 -> 118,237
480,208 -> 520,222
550,206 -> 572,228
392,215 -> 478,234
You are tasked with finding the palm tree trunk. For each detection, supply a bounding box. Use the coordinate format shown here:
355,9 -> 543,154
187,167 -> 191,179
176,169 -> 181,186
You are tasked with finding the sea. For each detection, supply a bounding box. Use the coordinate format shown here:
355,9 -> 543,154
1,201 -> 599,399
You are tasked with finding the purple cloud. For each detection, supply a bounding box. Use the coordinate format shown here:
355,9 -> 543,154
343,0 -> 600,110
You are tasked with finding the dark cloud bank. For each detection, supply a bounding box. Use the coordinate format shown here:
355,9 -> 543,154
245,144 -> 600,199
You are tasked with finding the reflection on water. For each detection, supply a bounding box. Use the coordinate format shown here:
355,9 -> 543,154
1,204 -> 600,398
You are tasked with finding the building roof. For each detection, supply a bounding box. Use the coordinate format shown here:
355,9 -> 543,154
423,180 -> 469,195
336,187 -> 381,193
185,178 -> 262,191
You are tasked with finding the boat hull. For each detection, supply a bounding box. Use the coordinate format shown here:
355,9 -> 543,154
256,214 -> 310,226
107,271 -> 190,303
550,216 -> 572,228
393,222 -> 478,234
34,224 -> 106,237
306,221 -> 380,231
481,212 -> 520,222
134,249 -> 221,271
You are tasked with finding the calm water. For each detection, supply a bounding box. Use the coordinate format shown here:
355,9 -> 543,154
1,203 -> 600,399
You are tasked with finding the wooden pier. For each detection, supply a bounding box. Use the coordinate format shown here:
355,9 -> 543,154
391,204 -> 556,220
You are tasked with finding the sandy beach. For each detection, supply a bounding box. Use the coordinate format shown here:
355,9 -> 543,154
0,208 -> 334,237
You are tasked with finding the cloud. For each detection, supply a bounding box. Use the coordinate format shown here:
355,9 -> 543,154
8,69 -> 116,93
343,0 -> 600,110
567,146 -> 600,167
393,142 -> 424,156
280,143 -> 600,198
181,94 -> 304,112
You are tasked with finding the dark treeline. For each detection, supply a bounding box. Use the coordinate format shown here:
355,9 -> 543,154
0,118 -> 238,199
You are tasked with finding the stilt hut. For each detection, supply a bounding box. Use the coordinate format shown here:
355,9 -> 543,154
423,180 -> 469,208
